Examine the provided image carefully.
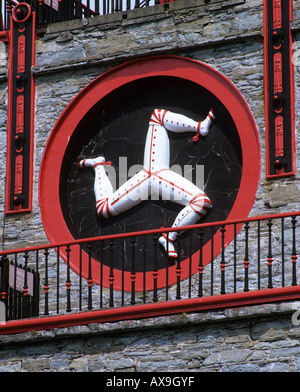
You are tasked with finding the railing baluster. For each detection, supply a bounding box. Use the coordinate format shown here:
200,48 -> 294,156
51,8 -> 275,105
220,225 -> 226,295
257,220 -> 261,290
9,260 -> 13,320
17,272 -> 21,318
143,236 -> 147,304
58,0 -> 63,21
244,222 -> 250,292
68,0 -> 73,19
44,249 -> 49,315
17,263 -> 22,318
66,245 -> 72,312
198,229 -> 203,298
152,234 -> 158,303
165,233 -> 169,302
22,251 -> 29,318
79,245 -> 82,311
95,0 -> 100,15
0,255 -> 8,321
86,0 -> 91,17
36,0 -> 44,27
130,237 -> 136,305
176,237 -> 181,300
87,243 -> 93,310
121,239 -> 125,306
50,0 -> 57,24
5,1 -> 12,30
210,226 -> 214,296
291,216 -> 297,286
13,255 -> 17,319
34,250 -> 40,317
100,240 -> 103,308
267,219 -> 273,289
0,0 -> 3,31
75,0 -> 82,18
233,223 -> 237,293
56,247 -> 60,314
109,240 -> 115,307
188,230 -> 192,298
281,217 -> 285,287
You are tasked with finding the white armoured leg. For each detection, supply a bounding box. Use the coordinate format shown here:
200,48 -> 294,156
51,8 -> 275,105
153,170 -> 212,258
96,170 -> 151,219
193,108 -> 216,141
170,192 -> 212,240
78,156 -> 114,218
161,108 -> 215,139
107,170 -> 151,216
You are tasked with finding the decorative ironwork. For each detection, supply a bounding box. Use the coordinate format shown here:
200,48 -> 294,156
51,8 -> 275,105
5,2 -> 35,214
0,212 -> 300,328
264,0 -> 295,178
0,253 -> 39,320
0,0 -> 160,31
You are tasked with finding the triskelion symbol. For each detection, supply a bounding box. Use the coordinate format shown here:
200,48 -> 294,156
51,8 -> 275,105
79,108 -> 215,258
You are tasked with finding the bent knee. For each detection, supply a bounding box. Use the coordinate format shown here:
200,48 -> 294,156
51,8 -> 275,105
96,198 -> 113,218
189,193 -> 212,215
150,108 -> 168,125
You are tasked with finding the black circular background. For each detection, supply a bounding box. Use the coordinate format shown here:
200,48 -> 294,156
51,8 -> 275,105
60,76 -> 242,272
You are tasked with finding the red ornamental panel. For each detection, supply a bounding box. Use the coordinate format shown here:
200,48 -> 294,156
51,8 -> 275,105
17,35 -> 25,73
16,94 -> 24,135
275,116 -> 284,157
273,0 -> 282,29
14,155 -> 23,195
264,0 -> 295,178
273,52 -> 282,94
6,3 -> 35,214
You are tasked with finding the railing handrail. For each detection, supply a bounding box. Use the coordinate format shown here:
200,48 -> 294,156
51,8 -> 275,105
1,210 -> 300,256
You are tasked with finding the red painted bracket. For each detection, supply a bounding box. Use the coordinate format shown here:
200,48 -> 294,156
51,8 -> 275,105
5,3 -> 35,214
264,0 -> 296,178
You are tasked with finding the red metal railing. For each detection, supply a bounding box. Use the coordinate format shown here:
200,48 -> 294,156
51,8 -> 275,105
1,210 -> 300,334
0,0 -> 159,31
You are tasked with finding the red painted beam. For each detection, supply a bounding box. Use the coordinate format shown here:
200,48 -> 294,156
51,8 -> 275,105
1,286 -> 300,335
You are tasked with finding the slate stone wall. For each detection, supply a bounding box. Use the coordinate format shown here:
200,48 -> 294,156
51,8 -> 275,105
1,303 -> 300,372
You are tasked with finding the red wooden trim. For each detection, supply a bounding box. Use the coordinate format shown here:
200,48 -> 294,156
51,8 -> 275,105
39,55 -> 260,292
1,286 -> 300,335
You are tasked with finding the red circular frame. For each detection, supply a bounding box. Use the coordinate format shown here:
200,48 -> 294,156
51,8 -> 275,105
39,55 -> 261,291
